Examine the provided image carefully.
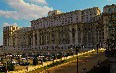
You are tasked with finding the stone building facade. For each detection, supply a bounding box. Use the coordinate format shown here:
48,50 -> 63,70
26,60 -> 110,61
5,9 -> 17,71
102,4 -> 116,50
3,26 -> 32,52
103,4 -> 116,73
3,4 -> 116,53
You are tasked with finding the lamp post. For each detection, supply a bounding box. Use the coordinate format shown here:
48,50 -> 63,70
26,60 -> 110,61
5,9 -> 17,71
96,43 -> 99,56
71,45 -> 80,73
76,45 -> 80,73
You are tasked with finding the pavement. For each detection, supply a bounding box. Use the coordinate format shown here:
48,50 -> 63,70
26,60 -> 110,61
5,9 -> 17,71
45,52 -> 107,73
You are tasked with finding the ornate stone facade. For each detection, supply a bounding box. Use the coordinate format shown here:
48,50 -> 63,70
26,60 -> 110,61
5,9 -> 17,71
103,4 -> 116,50
3,4 -> 116,53
3,26 -> 32,52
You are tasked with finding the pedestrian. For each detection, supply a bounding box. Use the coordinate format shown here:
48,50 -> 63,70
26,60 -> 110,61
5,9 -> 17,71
81,68 -> 87,73
41,59 -> 43,65
97,60 -> 101,67
26,66 -> 28,71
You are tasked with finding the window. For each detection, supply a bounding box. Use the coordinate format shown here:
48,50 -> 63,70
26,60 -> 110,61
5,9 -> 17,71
86,17 -> 88,19
78,28 -> 80,31
90,11 -> 91,13
114,8 -> 116,11
85,28 -> 86,31
94,13 -> 96,15
82,12 -> 84,14
108,8 -> 112,13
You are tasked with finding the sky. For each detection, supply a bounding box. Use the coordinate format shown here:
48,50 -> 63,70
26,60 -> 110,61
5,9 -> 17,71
0,0 -> 116,45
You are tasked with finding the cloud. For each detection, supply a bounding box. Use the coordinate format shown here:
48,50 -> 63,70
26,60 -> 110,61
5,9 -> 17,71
104,0 -> 113,1
30,0 -> 47,4
0,10 -> 20,19
3,22 -> 18,27
0,0 -> 53,19
107,0 -> 112,1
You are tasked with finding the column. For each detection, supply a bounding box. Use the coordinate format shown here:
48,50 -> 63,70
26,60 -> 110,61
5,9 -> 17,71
32,31 -> 35,49
94,24 -> 97,49
11,37 -> 13,50
45,33 -> 47,45
7,38 -> 9,47
37,30 -> 40,46
50,30 -> 52,45
10,37 -> 13,46
31,33 -> 33,49
56,30 -> 59,45
69,25 -> 72,45
15,36 -> 18,46
75,24 -> 78,45
81,24 -> 84,45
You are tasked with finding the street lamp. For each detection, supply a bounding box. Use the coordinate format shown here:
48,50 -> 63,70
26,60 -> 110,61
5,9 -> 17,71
75,45 -> 80,73
70,45 -> 80,73
96,43 -> 99,56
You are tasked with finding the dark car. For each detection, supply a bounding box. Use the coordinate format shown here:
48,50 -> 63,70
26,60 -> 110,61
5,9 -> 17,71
19,62 -> 30,66
0,66 -> 5,72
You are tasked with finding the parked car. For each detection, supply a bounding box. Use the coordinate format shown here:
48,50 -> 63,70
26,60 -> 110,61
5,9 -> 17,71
19,62 -> 30,66
0,66 -> 5,72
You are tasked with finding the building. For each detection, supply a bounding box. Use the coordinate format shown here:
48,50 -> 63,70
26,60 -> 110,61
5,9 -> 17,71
103,4 -> 116,73
103,4 -> 116,50
3,4 -> 116,54
3,26 -> 32,52
3,26 -> 19,51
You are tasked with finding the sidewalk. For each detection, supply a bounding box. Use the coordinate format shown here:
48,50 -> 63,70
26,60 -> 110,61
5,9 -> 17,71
46,52 -> 107,73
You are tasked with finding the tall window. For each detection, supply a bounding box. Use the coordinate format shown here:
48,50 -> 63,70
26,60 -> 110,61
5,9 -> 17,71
52,32 -> 55,44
